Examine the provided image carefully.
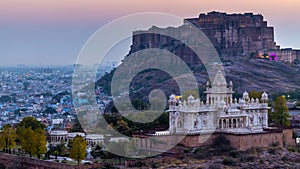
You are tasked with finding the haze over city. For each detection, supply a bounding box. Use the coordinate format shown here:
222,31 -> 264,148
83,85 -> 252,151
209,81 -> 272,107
0,0 -> 300,65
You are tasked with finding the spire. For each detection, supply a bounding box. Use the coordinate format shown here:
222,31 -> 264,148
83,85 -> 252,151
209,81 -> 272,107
169,94 -> 176,100
261,92 -> 268,103
243,91 -> 249,100
206,80 -> 210,86
212,64 -> 227,87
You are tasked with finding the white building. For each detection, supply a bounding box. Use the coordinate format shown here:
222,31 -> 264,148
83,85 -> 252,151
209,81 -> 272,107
49,131 -> 104,148
163,65 -> 270,135
86,134 -> 104,147
49,130 -> 68,143
67,132 -> 86,139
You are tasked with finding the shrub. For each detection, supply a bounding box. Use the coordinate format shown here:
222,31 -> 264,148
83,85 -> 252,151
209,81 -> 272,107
208,163 -> 222,169
184,148 -> 190,153
288,147 -> 296,152
222,158 -> 235,166
149,162 -> 160,168
195,148 -> 201,154
281,155 -> 290,162
240,155 -> 255,162
268,148 -> 277,155
134,161 -> 146,167
229,150 -> 240,158
212,135 -> 233,153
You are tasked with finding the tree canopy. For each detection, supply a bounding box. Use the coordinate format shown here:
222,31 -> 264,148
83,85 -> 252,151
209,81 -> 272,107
181,89 -> 199,101
16,116 -> 45,134
0,95 -> 11,103
34,128 -> 47,159
70,135 -> 87,165
19,127 -> 36,158
16,117 -> 47,158
270,96 -> 290,127
248,90 -> 263,99
70,117 -> 84,132
0,124 -> 17,153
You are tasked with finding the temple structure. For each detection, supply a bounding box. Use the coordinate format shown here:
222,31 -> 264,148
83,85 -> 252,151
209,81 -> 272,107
135,65 -> 295,150
163,65 -> 270,135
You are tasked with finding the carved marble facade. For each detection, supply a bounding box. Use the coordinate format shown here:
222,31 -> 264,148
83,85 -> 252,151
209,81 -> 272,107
166,66 -> 269,135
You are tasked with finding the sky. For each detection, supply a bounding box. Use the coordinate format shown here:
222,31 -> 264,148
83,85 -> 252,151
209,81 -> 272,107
0,0 -> 300,66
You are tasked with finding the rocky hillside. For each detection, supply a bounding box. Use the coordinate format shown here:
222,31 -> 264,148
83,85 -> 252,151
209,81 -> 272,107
96,26 -> 300,101
222,59 -> 300,93
96,57 -> 300,102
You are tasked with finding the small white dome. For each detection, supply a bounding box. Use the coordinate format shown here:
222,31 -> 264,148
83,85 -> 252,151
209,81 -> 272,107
261,92 -> 268,100
188,94 -> 194,101
170,94 -> 176,100
243,91 -> 249,99
256,98 -> 260,103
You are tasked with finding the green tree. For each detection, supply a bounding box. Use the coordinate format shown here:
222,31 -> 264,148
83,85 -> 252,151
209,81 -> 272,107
248,90 -> 263,99
16,116 -> 45,135
212,134 -> 233,152
70,135 -> 87,165
34,128 -> 47,159
0,95 -> 11,103
0,124 -> 17,153
115,120 -> 130,135
271,96 -> 290,127
70,117 -> 84,132
51,91 -> 69,103
48,143 -> 69,157
14,109 -> 21,116
19,127 -> 36,158
131,100 -> 148,110
182,89 -> 199,101
23,82 -> 30,90
90,144 -> 103,159
16,117 -> 46,158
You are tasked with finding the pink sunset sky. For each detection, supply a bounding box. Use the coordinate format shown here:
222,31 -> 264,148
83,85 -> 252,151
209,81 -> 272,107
0,0 -> 299,65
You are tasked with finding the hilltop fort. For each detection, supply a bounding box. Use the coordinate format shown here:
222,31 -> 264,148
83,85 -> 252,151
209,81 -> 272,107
131,11 -> 299,64
97,12 -> 300,101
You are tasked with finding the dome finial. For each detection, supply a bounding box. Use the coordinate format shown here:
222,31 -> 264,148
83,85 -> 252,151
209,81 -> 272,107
217,63 -> 222,71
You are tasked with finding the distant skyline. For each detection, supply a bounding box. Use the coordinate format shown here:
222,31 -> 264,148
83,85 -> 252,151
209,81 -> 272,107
1,0 -> 300,65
